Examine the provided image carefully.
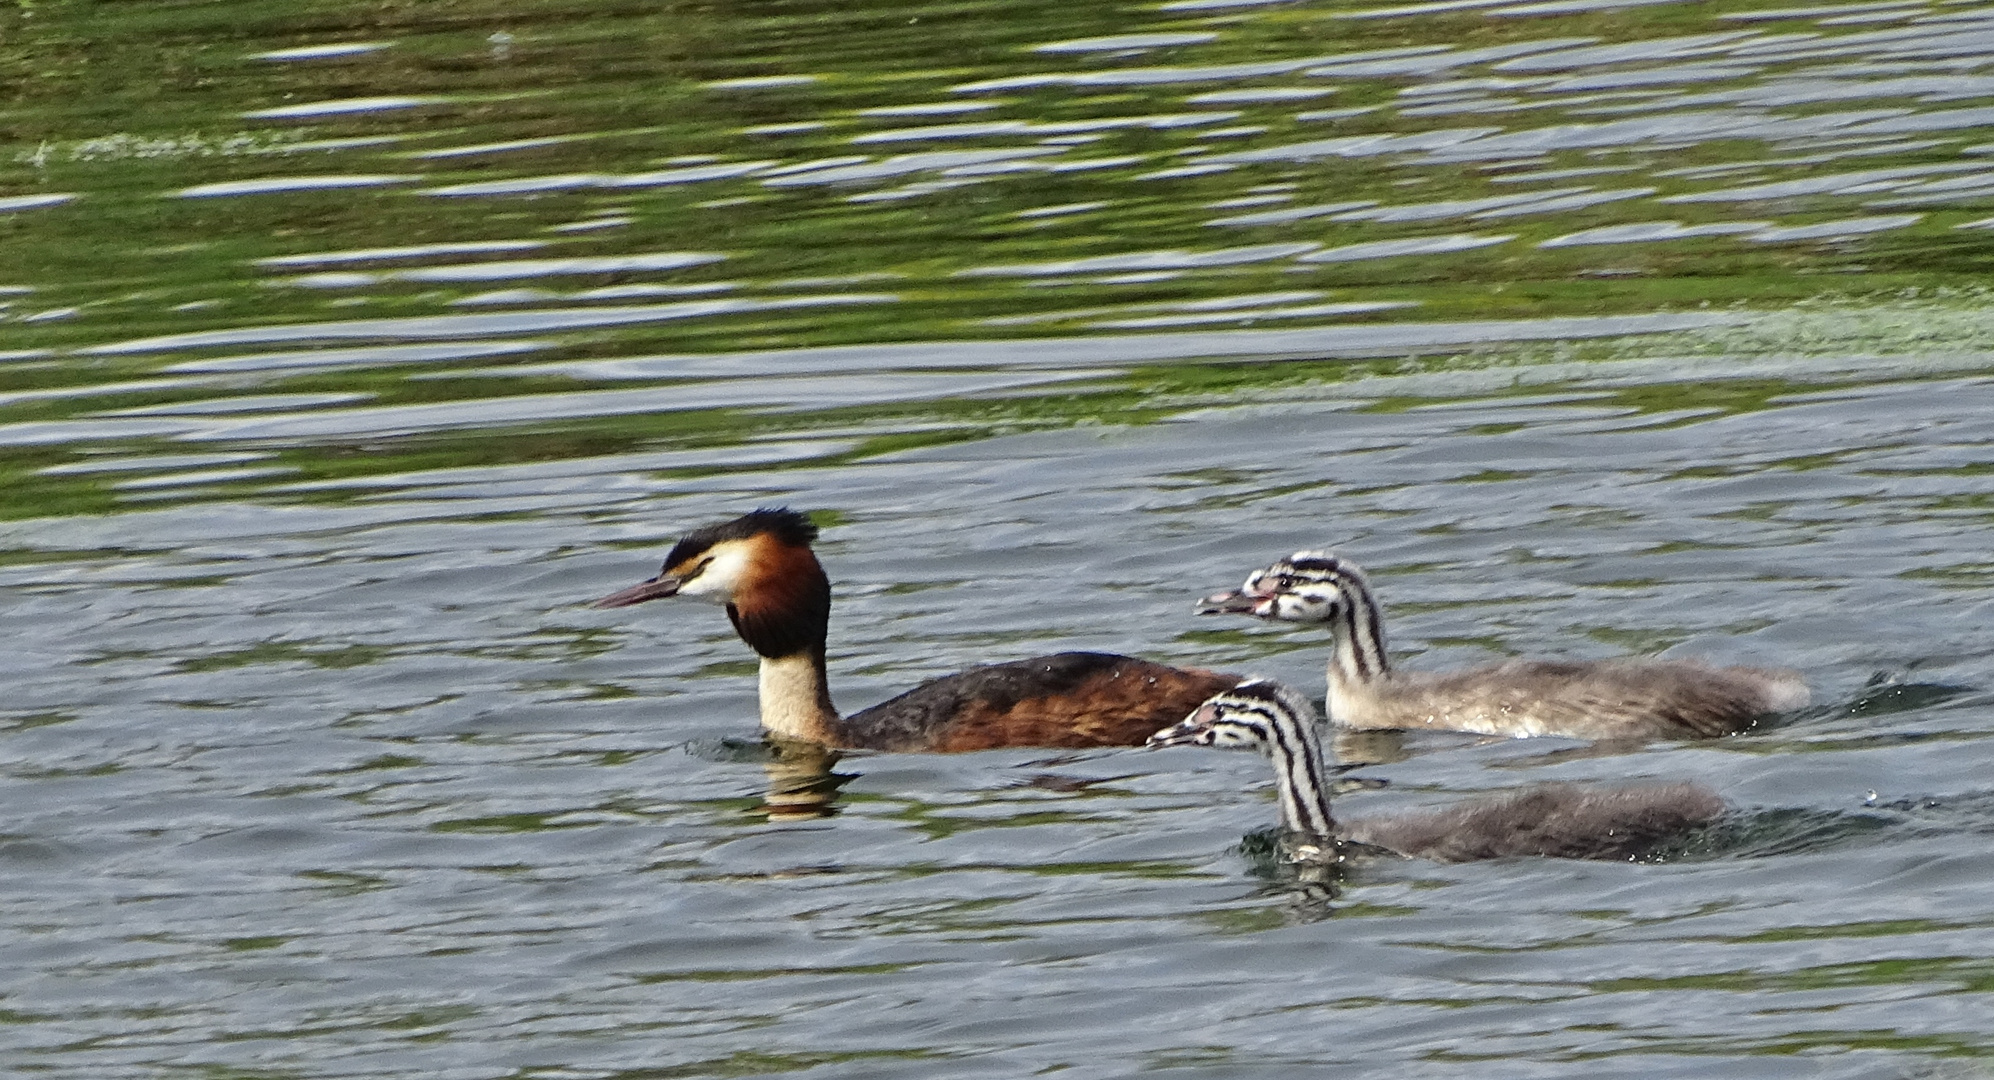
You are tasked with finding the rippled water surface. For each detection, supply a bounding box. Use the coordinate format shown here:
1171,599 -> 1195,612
5,0 -> 1994,1076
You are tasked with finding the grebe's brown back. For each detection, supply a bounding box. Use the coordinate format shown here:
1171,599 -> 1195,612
593,508 -> 1240,752
1200,552 -> 1808,741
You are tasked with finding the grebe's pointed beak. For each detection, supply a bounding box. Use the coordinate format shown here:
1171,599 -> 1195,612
592,572 -> 685,609
1146,700 -> 1222,748
1195,588 -> 1265,616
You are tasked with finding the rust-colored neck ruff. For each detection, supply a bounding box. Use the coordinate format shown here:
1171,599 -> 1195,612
727,536 -> 840,741
725,536 -> 832,660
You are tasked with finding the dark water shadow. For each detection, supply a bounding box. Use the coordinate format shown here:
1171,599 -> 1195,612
1842,672 -> 1978,719
1865,789 -> 1994,836
1003,771 -> 1140,794
1652,806 -> 1898,862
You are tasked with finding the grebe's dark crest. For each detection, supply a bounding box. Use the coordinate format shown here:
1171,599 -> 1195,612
1199,552 -> 1809,741
1150,679 -> 1724,862
594,508 -> 1241,752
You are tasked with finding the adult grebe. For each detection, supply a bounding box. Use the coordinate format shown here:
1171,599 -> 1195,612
1149,679 -> 1724,862
593,508 -> 1240,751
1200,552 -> 1808,740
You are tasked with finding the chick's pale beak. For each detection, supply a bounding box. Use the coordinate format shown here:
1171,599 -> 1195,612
592,573 -> 685,609
1195,588 -> 1265,616
1146,700 -> 1221,748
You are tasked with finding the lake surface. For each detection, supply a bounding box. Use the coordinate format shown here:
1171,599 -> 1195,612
4,0 -> 1994,1076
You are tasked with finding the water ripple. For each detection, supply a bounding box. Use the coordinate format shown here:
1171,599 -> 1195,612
10,1 -> 1994,1072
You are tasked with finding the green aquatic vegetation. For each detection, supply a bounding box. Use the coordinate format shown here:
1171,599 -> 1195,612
0,709 -> 73,730
6,0 -> 1994,545
630,962 -> 926,985
1580,626 -> 1692,655
339,753 -> 427,771
174,640 -> 390,673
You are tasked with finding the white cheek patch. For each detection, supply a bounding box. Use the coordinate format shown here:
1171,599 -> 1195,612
1271,590 -> 1338,622
678,543 -> 753,602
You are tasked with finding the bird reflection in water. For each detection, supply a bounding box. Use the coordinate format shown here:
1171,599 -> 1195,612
757,735 -> 854,822
1235,827 -> 1352,924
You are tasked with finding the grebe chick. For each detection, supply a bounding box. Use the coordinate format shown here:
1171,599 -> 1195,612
1199,552 -> 1808,741
1148,680 -> 1724,862
593,508 -> 1241,752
